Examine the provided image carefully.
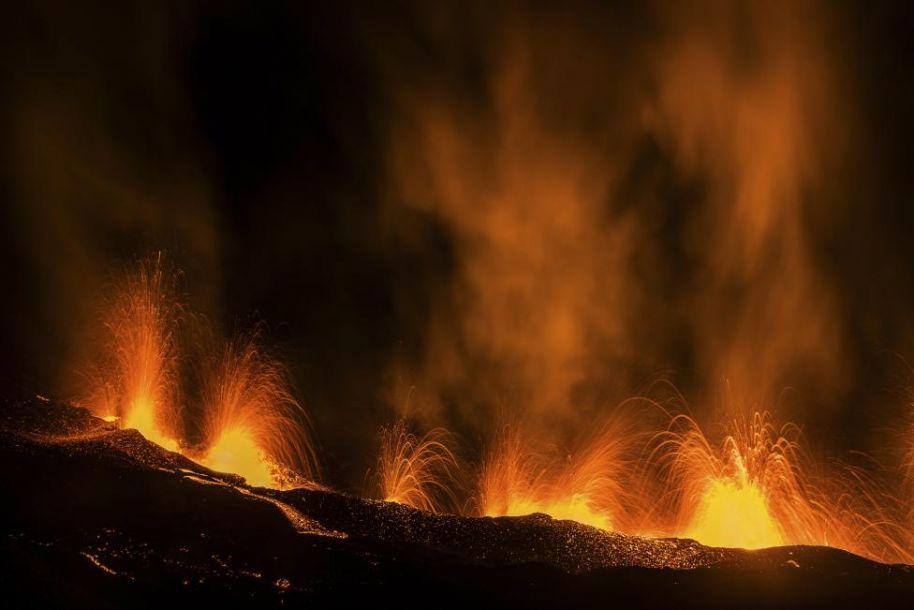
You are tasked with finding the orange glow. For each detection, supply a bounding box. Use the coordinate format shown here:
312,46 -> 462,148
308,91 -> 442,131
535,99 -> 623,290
644,409 -> 913,561
80,255 -> 181,451
198,334 -> 319,489
122,396 -> 179,452
479,418 -> 643,531
377,421 -> 457,512
651,412 -> 816,549
70,254 -> 914,563
497,494 -> 613,532
684,474 -> 783,549
202,425 -> 275,488
75,258 -> 319,488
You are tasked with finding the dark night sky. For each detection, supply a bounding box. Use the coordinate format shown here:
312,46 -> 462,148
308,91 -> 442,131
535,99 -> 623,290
3,1 -> 914,489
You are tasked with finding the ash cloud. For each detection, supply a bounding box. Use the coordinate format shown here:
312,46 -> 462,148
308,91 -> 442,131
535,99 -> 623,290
648,0 -> 852,411
378,12 -> 651,436
375,0 -> 858,441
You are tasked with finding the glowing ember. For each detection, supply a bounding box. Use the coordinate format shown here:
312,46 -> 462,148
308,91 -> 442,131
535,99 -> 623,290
479,417 -> 643,532
377,421 -> 457,512
79,255 -> 181,451
198,334 -> 319,489
650,411 -> 813,549
68,257 -> 914,562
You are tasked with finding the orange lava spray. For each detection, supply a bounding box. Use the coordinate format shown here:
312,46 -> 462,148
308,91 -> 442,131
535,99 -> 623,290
377,420 -> 458,513
197,333 -> 320,489
648,410 -> 913,562
79,255 -> 181,450
479,413 -> 646,532
646,412 -> 800,549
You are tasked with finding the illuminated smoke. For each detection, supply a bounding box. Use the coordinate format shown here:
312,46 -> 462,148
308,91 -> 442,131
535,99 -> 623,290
25,1 -> 914,563
382,18 -> 643,431
648,0 -> 850,405
373,0 -> 894,556
378,1 -> 854,477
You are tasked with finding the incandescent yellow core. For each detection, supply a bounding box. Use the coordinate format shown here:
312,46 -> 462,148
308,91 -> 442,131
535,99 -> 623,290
684,476 -> 783,549
489,494 -> 613,531
122,395 -> 178,452
202,426 -> 274,488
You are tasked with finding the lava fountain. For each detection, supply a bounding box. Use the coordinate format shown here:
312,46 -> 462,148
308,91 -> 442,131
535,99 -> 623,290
79,255 -> 181,451
479,414 -> 645,532
69,255 -> 914,561
197,334 -> 320,489
377,421 -> 458,512
649,411 -> 817,549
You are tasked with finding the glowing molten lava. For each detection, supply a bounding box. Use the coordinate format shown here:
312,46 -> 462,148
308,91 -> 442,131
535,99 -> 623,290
69,257 -> 914,562
496,494 -> 614,531
684,471 -> 783,549
377,421 -> 457,512
652,411 -> 814,549
198,334 -> 319,489
203,425 -> 275,488
479,418 -> 643,532
80,255 -> 181,451
122,396 -> 179,452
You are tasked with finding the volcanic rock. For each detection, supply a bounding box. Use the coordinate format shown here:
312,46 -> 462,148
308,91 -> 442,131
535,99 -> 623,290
1,396 -> 911,608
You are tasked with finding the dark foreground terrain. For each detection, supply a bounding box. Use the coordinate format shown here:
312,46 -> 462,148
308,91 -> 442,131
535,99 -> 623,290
1,396 -> 912,609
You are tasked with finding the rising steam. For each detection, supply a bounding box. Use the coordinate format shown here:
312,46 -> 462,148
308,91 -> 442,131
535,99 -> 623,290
649,0 -> 850,407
